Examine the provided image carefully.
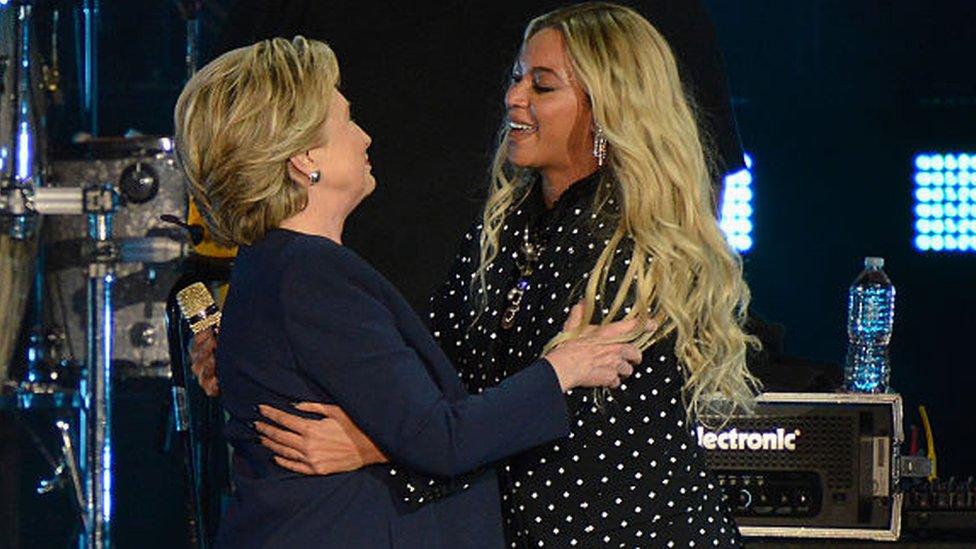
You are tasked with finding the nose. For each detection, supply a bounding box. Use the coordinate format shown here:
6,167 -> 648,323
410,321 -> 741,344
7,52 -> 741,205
357,123 -> 372,147
505,78 -> 529,111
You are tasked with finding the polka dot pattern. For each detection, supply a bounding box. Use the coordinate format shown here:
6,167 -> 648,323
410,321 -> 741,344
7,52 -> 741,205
428,173 -> 742,547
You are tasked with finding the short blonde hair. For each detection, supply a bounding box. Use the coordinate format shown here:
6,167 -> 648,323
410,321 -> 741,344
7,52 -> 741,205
174,36 -> 339,246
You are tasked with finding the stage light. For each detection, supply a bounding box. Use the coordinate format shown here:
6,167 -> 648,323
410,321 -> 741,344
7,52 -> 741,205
17,121 -> 30,180
913,151 -> 976,253
720,154 -> 755,253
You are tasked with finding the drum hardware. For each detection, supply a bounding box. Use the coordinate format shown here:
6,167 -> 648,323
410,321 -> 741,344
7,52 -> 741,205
45,139 -> 188,383
3,2 -> 44,241
75,0 -> 99,135
35,420 -> 87,532
2,178 -> 121,548
2,2 -> 190,547
119,161 -> 160,204
3,173 -> 189,547
41,6 -> 64,106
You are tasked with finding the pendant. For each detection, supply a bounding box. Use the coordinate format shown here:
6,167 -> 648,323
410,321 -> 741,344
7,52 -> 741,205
501,279 -> 529,330
500,225 -> 543,330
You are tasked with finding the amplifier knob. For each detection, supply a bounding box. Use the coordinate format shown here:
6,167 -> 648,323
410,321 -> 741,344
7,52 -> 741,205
737,489 -> 753,510
753,492 -> 773,515
795,491 -> 810,506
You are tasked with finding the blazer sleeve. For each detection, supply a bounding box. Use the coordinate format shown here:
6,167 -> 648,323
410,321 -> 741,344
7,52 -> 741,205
279,244 -> 570,479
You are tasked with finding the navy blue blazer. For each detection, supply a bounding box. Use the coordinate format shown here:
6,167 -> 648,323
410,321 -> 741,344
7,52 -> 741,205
214,228 -> 570,548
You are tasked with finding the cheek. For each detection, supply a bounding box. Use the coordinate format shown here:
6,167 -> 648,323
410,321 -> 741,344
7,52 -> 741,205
539,99 -> 580,149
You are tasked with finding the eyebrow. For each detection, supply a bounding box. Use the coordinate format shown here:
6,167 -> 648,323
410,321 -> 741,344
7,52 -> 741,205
529,66 -> 559,77
514,63 -> 558,75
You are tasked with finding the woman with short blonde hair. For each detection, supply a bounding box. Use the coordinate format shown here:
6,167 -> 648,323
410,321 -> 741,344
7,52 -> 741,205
175,36 -> 336,247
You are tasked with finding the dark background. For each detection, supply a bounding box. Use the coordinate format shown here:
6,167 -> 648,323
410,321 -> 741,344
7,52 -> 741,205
4,1 -> 975,546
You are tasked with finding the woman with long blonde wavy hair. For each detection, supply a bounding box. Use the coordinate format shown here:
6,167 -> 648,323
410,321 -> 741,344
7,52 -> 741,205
446,3 -> 759,545
213,2 -> 757,546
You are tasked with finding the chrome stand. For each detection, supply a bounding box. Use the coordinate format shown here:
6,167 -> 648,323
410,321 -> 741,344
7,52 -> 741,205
2,183 -> 119,549
76,0 -> 98,135
3,2 -> 115,547
81,208 -> 116,549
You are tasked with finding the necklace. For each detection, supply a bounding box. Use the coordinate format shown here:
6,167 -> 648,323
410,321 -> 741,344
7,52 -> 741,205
501,225 -> 543,330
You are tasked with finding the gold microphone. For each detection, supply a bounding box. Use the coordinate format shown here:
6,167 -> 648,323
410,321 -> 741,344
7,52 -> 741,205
176,282 -> 222,334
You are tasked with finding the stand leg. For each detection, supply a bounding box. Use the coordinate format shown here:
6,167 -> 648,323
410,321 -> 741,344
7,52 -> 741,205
80,213 -> 114,549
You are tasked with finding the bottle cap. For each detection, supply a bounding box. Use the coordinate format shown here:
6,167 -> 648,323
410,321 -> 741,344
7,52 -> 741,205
864,256 -> 885,269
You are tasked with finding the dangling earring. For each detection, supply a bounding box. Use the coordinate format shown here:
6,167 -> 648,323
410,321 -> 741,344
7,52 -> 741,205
592,126 -> 608,167
309,170 -> 321,184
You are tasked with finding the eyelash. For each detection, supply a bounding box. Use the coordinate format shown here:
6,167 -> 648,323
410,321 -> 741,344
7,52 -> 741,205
511,73 -> 554,93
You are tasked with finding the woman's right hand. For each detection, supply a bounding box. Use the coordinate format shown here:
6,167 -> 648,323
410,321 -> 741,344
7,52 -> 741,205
189,330 -> 220,397
256,403 -> 388,475
544,304 -> 648,391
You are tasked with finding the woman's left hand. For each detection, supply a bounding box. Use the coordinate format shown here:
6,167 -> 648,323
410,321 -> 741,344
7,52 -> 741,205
256,403 -> 388,475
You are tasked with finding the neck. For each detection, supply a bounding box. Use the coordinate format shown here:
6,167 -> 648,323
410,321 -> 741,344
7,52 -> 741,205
540,163 -> 599,209
278,200 -> 349,245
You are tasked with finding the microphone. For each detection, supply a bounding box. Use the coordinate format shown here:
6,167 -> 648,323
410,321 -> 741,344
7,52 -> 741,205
160,214 -> 205,246
170,280 -> 220,547
176,282 -> 221,335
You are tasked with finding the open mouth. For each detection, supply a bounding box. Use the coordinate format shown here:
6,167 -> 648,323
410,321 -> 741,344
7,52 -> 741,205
508,121 -> 537,134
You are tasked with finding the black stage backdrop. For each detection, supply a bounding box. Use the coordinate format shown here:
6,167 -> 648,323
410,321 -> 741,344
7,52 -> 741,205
6,1 -> 975,546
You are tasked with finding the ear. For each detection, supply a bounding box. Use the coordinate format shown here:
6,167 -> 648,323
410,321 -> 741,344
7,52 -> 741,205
288,151 -> 315,186
288,150 -> 315,179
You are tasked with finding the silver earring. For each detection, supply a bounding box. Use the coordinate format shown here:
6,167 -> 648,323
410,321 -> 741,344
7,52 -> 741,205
592,126 -> 608,167
309,170 -> 321,184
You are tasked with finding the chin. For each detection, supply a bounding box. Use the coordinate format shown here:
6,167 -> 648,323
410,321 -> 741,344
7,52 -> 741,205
506,149 -> 537,169
363,178 -> 377,197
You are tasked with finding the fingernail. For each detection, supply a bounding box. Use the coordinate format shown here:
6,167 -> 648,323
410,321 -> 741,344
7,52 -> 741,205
290,401 -> 300,408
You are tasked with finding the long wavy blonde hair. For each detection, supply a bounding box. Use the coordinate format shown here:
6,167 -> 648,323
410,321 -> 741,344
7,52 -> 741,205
476,2 -> 760,419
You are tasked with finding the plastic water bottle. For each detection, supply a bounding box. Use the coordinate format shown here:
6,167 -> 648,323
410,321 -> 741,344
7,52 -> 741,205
844,257 -> 896,393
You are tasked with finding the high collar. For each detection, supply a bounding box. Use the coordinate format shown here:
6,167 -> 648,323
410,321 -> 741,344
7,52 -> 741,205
527,169 -> 606,229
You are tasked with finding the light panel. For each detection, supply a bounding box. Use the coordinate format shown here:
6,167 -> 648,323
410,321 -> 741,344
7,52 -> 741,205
913,152 -> 976,253
720,153 -> 754,252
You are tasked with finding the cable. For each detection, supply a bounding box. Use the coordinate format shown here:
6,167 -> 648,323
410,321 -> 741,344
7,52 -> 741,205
918,405 -> 938,481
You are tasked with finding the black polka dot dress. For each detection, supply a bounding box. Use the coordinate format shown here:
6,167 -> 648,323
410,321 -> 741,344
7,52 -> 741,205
427,171 -> 742,548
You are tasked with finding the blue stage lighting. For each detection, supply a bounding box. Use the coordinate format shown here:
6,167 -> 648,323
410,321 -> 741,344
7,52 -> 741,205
720,154 -> 755,252
17,121 -> 30,180
913,151 -> 976,253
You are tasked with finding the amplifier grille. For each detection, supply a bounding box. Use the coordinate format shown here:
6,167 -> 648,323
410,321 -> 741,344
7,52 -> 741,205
704,415 -> 856,490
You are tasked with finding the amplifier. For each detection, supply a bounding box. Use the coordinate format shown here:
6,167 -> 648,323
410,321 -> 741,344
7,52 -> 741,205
699,392 -> 903,541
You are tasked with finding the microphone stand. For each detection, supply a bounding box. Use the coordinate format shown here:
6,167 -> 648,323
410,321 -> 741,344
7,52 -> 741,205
165,256 -> 232,549
164,289 -> 205,549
